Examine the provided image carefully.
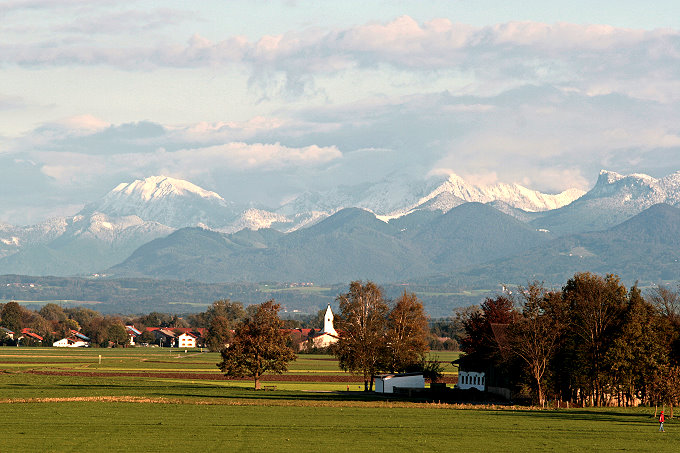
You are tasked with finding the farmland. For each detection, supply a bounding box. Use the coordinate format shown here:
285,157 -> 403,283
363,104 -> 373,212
0,347 -> 674,452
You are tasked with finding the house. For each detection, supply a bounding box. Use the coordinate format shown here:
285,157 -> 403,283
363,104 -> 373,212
126,325 -> 142,345
19,328 -> 44,344
453,323 -> 512,399
53,337 -> 88,347
0,327 -> 14,340
177,332 -> 197,348
155,328 -> 177,347
53,330 -> 90,347
374,372 -> 425,394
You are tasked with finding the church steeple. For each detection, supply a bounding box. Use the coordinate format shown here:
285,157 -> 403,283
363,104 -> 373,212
321,304 -> 337,336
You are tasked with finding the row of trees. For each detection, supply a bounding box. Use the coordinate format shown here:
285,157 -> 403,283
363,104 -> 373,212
460,272 -> 680,409
217,281 -> 432,390
0,302 -> 130,346
333,281 -> 430,390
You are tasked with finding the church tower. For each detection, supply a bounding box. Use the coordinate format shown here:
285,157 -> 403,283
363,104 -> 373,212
321,304 -> 337,336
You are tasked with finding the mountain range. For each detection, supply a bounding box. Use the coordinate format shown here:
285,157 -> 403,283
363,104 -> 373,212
1,170 -> 679,296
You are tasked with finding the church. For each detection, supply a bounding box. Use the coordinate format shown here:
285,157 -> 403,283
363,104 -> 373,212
309,304 -> 339,348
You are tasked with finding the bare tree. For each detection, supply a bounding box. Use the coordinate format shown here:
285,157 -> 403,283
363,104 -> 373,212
647,285 -> 680,327
509,283 -> 564,407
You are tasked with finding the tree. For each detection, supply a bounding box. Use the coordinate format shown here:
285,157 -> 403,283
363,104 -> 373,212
385,292 -> 429,372
459,295 -> 516,362
206,315 -> 232,352
604,286 -> 672,406
562,273 -> 627,406
39,303 -> 67,323
217,300 -> 296,389
1,301 -> 24,332
647,285 -> 680,327
508,283 -> 565,407
106,323 -> 129,347
332,281 -> 389,391
139,330 -> 156,345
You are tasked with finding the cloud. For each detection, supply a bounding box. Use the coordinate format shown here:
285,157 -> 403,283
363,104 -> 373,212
55,8 -> 194,35
4,16 -> 680,101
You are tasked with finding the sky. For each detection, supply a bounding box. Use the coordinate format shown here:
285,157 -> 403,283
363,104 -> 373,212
2,0 -> 680,225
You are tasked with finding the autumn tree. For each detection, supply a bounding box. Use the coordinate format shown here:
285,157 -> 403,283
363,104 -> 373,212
384,291 -> 429,372
562,273 -> 628,406
333,281 -> 389,391
459,295 -> 516,363
217,300 -> 296,389
604,286 -> 672,406
508,283 -> 565,407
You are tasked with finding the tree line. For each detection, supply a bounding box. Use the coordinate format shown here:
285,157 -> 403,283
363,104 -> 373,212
216,281 -> 434,390
458,272 -> 680,411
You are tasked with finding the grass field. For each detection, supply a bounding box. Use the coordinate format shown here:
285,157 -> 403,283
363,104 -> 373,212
0,347 -> 675,452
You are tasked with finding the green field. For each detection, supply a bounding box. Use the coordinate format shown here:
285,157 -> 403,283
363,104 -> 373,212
0,347 -> 675,452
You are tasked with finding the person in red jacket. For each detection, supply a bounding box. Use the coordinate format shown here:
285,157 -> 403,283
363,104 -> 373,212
659,411 -> 665,432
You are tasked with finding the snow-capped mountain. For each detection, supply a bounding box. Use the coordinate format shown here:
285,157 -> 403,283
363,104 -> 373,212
279,172 -> 585,223
405,173 -> 585,215
0,217 -> 69,259
532,170 -> 680,235
83,175 -> 243,229
0,212 -> 172,276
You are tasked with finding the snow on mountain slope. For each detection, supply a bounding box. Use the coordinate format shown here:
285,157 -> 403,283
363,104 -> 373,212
406,173 -> 585,214
220,209 -> 291,233
0,217 -> 69,258
280,172 -> 584,224
531,170 -> 680,235
84,175 -> 242,228
62,213 -> 173,244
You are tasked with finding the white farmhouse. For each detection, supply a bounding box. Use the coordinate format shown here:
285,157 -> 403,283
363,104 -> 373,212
53,337 -> 89,348
177,332 -> 197,348
457,371 -> 486,391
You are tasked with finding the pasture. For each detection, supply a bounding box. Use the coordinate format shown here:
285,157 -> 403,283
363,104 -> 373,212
0,347 -> 674,452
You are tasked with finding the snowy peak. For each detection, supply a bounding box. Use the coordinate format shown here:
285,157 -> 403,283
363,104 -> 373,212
407,173 -> 585,214
84,175 -> 242,229
111,175 -> 224,202
588,170 -> 666,202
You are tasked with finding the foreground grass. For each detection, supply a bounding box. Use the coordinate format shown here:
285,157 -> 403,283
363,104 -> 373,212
0,373 -> 677,452
0,348 -> 675,451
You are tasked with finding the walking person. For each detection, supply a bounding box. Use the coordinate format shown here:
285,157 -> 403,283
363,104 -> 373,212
659,411 -> 665,432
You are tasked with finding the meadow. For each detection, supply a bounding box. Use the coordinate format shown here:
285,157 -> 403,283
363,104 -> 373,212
0,347 -> 674,452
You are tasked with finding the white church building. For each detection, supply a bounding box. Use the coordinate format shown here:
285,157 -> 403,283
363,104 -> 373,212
310,304 -> 339,348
